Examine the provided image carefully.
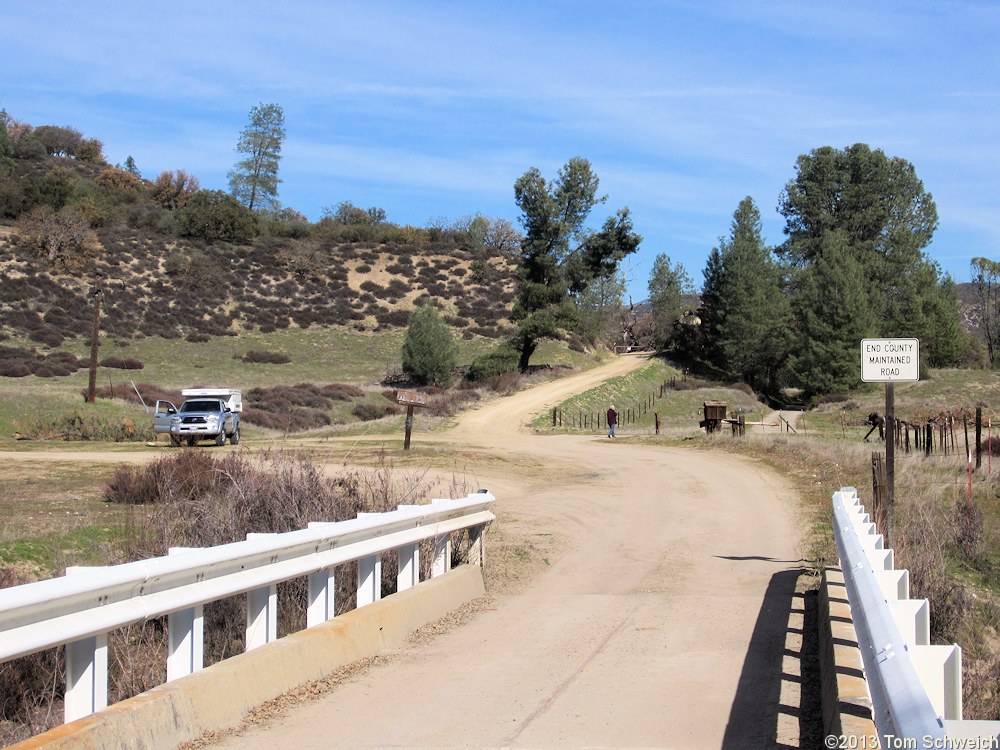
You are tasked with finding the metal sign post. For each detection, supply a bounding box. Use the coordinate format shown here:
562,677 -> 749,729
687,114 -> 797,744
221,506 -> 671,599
860,338 -> 920,540
395,389 -> 428,450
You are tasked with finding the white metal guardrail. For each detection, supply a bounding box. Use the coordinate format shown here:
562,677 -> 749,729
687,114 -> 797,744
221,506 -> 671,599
832,487 -> 1000,747
0,491 -> 495,724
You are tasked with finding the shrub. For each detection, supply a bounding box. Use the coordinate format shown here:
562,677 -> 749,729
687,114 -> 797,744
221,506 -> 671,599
352,402 -> 398,421
950,499 -> 985,562
401,303 -> 457,387
241,350 -> 291,365
28,327 -> 64,348
176,190 -> 258,243
465,341 -> 520,381
99,356 -> 144,370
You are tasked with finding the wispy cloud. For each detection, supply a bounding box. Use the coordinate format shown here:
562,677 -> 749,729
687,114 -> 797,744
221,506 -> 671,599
3,0 -> 997,294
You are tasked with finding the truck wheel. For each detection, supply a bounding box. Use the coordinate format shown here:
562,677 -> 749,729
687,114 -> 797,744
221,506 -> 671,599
170,435 -> 181,447
230,428 -> 240,446
215,431 -> 227,446
187,437 -> 197,447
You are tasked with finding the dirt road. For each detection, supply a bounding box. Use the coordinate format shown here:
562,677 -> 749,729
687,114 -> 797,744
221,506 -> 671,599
204,354 -> 811,749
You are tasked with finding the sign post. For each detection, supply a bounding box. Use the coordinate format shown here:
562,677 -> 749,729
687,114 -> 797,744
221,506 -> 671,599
395,389 -> 428,450
861,338 -> 920,540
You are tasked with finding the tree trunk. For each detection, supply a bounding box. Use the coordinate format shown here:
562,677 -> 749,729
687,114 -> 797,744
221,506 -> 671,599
518,340 -> 537,373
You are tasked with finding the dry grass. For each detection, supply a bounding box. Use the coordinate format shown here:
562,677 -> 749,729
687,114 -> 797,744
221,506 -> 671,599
0,451 -> 487,744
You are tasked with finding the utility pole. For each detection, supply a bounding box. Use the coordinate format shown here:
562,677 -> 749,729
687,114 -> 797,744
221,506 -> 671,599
86,275 -> 103,404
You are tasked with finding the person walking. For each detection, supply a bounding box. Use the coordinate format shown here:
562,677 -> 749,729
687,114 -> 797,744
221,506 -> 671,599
607,404 -> 618,438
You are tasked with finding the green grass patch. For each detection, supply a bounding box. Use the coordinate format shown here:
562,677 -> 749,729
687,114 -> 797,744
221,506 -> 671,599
0,524 -> 121,573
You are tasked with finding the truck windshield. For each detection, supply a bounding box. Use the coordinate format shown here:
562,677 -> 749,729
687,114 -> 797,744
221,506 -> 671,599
180,400 -> 222,413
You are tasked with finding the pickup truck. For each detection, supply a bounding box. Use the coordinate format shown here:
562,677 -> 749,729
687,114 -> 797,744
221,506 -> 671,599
153,388 -> 242,447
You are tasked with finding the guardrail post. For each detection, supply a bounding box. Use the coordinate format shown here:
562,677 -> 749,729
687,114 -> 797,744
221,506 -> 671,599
357,555 -> 382,606
431,499 -> 452,578
306,523 -> 337,627
395,505 -> 426,592
912,644 -> 963,720
468,524 -> 486,568
356,513 -> 383,607
431,535 -> 451,578
64,566 -> 108,723
167,548 -> 204,680
397,544 -> 419,591
246,534 -> 278,650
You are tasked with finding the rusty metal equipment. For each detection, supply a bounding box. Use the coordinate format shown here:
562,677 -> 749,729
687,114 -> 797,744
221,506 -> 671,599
700,401 -> 728,433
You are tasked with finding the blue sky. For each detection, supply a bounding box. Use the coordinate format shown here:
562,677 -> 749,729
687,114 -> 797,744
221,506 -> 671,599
4,1 -> 998,301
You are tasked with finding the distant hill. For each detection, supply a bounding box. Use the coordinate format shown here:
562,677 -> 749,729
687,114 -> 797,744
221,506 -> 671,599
0,141 -> 518,348
0,225 -> 516,347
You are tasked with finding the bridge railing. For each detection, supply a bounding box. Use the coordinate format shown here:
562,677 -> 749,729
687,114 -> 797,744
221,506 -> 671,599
832,487 -> 1000,745
0,491 -> 495,724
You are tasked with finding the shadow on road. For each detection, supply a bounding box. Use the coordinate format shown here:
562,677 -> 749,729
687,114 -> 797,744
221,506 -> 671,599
721,567 -> 823,749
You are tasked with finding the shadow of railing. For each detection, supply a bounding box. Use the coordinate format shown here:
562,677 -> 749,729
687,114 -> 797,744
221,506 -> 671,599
720,566 -> 823,749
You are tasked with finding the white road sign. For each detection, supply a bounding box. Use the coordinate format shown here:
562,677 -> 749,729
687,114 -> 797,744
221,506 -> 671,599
861,338 -> 920,382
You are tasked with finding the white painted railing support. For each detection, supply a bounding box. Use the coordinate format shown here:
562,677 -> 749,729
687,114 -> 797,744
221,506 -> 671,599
356,555 -> 382,607
246,534 -> 278,650
306,522 -> 338,627
397,543 -> 419,592
356,514 -> 382,607
64,567 -> 107,723
167,548 -> 204,681
307,568 -> 335,627
468,524 -> 486,568
431,535 -> 451,578
167,606 -> 204,681
431,499 -> 452,578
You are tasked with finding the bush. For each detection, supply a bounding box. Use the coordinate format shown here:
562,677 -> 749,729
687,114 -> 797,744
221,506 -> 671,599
241,350 -> 291,365
352,402 -> 398,421
176,190 -> 258,244
401,303 -> 457,387
465,341 -> 520,381
99,356 -> 144,370
15,412 -> 147,442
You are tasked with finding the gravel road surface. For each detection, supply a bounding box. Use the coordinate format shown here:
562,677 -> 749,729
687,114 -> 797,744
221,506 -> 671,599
201,354 -> 811,749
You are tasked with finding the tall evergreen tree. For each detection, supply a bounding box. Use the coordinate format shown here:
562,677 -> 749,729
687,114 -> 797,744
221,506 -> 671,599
777,143 -> 958,367
788,233 -> 876,397
647,253 -> 692,349
511,158 -> 641,371
228,103 -> 285,212
701,197 -> 791,394
123,155 -> 140,178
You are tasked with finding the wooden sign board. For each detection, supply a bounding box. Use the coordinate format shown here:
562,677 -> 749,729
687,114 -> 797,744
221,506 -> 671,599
395,389 -> 428,406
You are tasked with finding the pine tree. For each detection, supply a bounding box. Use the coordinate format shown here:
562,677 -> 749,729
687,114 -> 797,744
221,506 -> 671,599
511,158 -> 640,371
701,197 -> 791,394
647,253 -> 692,350
788,232 -> 876,397
228,103 -> 285,212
